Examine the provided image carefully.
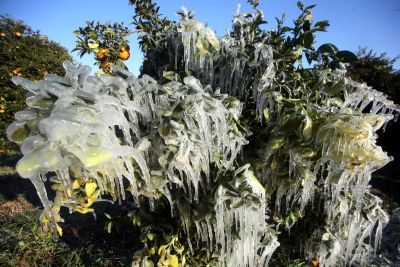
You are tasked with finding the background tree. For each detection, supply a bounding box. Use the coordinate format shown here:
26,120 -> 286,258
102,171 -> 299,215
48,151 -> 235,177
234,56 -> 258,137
347,48 -> 400,102
0,15 -> 72,150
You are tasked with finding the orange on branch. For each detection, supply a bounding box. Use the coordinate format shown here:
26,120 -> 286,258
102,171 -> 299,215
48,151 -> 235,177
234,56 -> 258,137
96,52 -> 106,61
14,32 -> 22,38
0,32 -> 5,37
119,49 -> 130,61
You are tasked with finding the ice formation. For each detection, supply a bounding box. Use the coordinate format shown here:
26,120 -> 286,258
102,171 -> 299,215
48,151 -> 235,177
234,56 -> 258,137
175,6 -> 275,112
168,7 -> 400,260
173,9 -> 399,263
259,68 -> 399,266
213,165 -> 279,267
7,61 -> 280,266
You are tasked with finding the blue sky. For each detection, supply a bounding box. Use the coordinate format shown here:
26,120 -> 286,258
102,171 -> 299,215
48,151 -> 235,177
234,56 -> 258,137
1,0 -> 399,75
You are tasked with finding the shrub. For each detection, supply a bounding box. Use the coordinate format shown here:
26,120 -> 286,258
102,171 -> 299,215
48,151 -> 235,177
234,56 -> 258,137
6,1 -> 398,266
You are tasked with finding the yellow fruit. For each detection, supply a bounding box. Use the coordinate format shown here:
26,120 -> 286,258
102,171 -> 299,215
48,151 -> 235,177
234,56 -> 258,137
14,32 -> 22,38
0,32 -> 5,37
119,49 -> 130,61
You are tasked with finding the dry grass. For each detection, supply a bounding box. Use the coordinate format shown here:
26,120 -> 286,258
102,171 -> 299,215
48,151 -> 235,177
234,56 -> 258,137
0,195 -> 33,214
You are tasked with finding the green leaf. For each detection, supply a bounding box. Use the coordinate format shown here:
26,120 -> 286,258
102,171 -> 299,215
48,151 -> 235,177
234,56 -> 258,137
167,255 -> 179,267
281,26 -> 292,33
270,136 -> 286,149
305,4 -> 317,10
158,245 -> 166,255
335,50 -> 358,63
314,20 -> 330,30
302,31 -> 314,48
106,221 -> 112,233
303,20 -> 311,32
305,51 -> 313,64
7,122 -> 30,143
142,258 -> 154,267
317,43 -> 339,56
163,71 -> 176,81
297,1 -> 304,10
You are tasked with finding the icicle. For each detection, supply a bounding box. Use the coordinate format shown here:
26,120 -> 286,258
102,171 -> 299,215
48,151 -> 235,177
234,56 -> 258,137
31,174 -> 59,237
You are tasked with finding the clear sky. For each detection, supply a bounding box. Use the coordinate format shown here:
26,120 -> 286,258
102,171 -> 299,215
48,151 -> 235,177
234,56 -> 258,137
1,0 -> 399,75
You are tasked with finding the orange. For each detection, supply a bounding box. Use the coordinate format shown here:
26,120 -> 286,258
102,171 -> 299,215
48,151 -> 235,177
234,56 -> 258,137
96,47 -> 109,61
119,49 -> 130,61
96,52 -> 106,61
14,32 -> 22,38
0,32 -> 5,37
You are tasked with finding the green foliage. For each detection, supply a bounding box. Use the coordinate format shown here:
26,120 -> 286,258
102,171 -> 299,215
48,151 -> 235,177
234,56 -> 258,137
0,15 -> 72,150
129,0 -> 174,77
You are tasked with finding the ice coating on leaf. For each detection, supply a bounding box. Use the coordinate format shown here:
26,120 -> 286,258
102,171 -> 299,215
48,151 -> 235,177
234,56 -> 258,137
175,7 -> 276,112
8,63 -> 156,222
212,166 -> 278,267
256,66 -> 398,266
154,76 -> 248,204
142,6 -> 398,267
7,61 -> 253,265
176,10 -> 219,83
